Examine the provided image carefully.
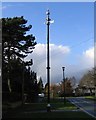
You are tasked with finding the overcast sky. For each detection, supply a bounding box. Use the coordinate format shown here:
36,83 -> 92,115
2,2 -> 94,84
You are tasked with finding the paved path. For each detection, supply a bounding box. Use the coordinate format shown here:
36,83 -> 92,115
67,97 -> 96,118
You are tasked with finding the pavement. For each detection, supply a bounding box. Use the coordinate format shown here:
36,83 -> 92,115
67,97 -> 96,118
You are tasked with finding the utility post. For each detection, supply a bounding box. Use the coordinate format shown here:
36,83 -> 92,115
22,58 -> 25,105
62,67 -> 66,103
46,10 -> 51,112
7,42 -> 11,93
94,68 -> 96,97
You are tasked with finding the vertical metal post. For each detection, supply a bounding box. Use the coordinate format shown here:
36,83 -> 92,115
46,10 -> 51,112
7,43 -> 11,93
22,59 -> 24,105
62,67 -> 65,103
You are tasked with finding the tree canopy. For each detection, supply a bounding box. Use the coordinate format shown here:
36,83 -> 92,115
2,16 -> 38,102
2,16 -> 36,61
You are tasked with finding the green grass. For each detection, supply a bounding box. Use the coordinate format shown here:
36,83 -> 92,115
85,96 -> 95,98
3,98 -> 95,119
51,102 -> 77,110
85,96 -> 96,101
25,111 -> 94,118
22,98 -> 77,111
19,102 -> 77,111
3,111 -> 94,119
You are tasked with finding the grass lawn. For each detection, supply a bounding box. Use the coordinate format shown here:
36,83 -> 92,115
3,109 -> 95,119
20,111 -> 95,119
85,96 -> 96,101
22,98 -> 77,111
2,98 -> 95,119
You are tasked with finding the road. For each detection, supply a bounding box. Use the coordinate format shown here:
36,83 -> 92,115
67,97 -> 96,118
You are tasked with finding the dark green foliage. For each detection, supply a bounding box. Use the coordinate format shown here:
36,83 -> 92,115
2,16 -> 38,102
2,16 -> 36,60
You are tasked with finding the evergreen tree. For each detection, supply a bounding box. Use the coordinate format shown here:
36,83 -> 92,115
2,16 -> 36,62
38,77 -> 44,94
2,16 -> 36,97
